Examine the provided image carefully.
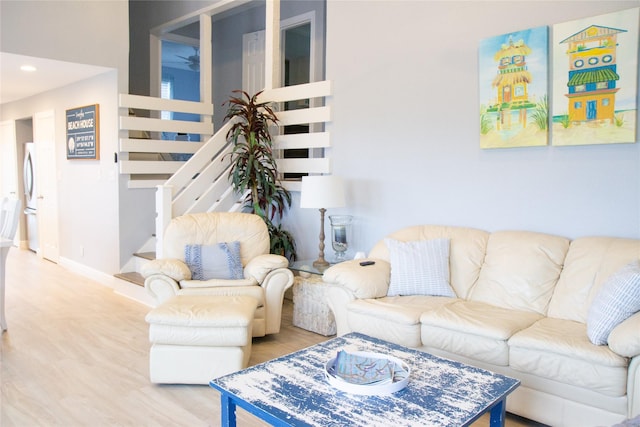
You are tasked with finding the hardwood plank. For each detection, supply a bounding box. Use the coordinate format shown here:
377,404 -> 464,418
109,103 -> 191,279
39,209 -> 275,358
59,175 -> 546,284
1,249 -> 542,426
133,252 -> 156,261
114,271 -> 145,286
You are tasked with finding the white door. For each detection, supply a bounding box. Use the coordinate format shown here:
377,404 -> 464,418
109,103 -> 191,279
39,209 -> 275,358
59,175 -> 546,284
242,30 -> 266,96
242,15 -> 316,95
243,13 -> 318,179
33,111 -> 59,263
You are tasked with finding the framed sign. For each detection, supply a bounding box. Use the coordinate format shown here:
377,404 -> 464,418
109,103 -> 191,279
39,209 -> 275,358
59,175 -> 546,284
66,104 -> 99,159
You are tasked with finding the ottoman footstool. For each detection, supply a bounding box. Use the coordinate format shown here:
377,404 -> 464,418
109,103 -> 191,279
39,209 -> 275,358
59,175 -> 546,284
145,295 -> 258,384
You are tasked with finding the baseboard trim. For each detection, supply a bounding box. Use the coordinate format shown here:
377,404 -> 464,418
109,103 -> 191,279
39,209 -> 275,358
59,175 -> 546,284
58,257 -> 154,307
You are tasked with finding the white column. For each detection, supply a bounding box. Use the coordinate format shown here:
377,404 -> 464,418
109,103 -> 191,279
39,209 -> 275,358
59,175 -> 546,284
155,185 -> 173,258
149,33 -> 162,99
264,0 -> 281,90
200,13 -> 213,137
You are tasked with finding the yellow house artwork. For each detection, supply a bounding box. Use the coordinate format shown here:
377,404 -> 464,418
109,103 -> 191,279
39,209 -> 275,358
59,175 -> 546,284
560,25 -> 624,125
479,26 -> 548,149
492,37 -> 535,131
552,8 -> 638,146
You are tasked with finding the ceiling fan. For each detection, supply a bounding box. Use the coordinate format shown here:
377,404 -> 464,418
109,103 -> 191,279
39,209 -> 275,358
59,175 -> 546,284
177,47 -> 200,71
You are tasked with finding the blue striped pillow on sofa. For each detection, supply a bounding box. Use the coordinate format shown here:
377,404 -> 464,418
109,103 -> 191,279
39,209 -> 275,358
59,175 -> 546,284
587,259 -> 640,345
385,238 -> 455,298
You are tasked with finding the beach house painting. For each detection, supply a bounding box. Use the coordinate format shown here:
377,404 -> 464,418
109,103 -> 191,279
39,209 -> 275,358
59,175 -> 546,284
479,26 -> 548,149
552,8 -> 639,146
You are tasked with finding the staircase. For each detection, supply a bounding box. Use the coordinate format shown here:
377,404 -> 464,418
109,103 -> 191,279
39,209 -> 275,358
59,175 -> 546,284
114,252 -> 155,286
115,81 -> 333,289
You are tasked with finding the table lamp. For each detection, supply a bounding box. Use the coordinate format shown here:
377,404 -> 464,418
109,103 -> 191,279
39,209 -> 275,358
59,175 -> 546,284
300,175 -> 345,269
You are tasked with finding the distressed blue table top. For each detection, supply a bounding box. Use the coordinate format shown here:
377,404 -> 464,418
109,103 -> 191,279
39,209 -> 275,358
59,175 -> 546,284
210,332 -> 519,427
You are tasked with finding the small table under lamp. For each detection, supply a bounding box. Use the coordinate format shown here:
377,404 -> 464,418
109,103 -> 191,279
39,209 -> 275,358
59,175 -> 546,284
300,175 -> 345,269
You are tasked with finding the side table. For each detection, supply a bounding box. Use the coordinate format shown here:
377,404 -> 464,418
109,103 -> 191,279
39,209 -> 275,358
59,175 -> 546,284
289,261 -> 337,336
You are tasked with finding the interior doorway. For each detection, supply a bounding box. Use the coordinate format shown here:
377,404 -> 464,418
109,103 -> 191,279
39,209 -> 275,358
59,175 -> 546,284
242,12 -> 318,181
33,111 -> 59,263
282,21 -> 311,180
160,24 -> 201,145
11,112 -> 58,262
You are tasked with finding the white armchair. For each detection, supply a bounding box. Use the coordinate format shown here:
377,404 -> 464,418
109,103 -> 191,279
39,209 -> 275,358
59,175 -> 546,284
142,212 -> 294,337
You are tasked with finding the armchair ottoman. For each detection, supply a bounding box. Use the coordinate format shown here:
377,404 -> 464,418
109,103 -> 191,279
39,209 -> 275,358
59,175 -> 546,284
145,295 -> 258,384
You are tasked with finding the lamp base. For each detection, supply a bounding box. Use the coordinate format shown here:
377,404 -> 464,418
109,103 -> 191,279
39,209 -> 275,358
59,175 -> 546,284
312,258 -> 330,271
312,207 -> 330,272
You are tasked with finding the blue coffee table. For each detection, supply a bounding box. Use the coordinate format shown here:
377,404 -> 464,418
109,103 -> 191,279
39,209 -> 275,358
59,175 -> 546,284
210,332 -> 519,426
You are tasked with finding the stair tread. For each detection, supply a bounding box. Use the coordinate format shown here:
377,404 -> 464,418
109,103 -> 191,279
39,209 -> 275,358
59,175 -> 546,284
133,252 -> 156,261
114,272 -> 145,286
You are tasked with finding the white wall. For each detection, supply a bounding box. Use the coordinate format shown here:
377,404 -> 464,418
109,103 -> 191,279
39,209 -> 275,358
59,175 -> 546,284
0,72 -> 121,274
284,1 -> 640,260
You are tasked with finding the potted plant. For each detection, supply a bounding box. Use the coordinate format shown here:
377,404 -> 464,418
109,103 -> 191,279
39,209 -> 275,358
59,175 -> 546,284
224,90 -> 297,260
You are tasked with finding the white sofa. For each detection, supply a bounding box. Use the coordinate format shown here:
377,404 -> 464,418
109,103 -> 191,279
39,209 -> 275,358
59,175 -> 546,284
142,212 -> 294,337
323,225 -> 640,427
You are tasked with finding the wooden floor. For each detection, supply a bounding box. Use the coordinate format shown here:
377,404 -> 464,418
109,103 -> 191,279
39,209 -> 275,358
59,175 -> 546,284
1,248 -> 542,426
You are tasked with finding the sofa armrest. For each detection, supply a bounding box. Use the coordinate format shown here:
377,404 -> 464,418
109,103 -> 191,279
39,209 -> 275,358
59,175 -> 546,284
628,356 -> 640,419
322,259 -> 390,299
326,285 -> 357,336
141,259 -> 191,305
141,258 -> 191,281
144,274 -> 181,304
261,267 -> 294,335
244,254 -> 289,283
608,311 -> 640,358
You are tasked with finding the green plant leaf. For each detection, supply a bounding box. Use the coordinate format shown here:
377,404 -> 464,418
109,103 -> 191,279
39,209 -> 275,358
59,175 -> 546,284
223,90 -> 296,260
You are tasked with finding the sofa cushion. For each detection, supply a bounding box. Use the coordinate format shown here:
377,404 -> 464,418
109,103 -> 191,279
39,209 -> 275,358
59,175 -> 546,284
469,231 -> 569,315
347,296 -> 456,348
548,237 -> 640,323
184,242 -> 243,280
368,225 -> 489,299
145,295 -> 258,347
587,260 -> 640,345
509,317 -> 628,397
420,300 -> 542,366
385,238 -> 455,297
180,277 -> 258,289
176,284 -> 265,307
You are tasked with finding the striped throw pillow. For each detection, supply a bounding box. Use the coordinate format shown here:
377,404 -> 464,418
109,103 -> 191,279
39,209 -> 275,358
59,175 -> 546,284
184,241 -> 243,281
385,238 -> 455,297
587,259 -> 640,345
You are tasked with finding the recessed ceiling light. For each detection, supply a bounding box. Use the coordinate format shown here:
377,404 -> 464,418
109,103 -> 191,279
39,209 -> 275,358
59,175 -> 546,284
20,65 -> 37,72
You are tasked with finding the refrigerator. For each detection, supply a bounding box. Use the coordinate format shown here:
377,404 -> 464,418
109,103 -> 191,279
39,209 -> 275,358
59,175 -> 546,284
23,142 -> 39,252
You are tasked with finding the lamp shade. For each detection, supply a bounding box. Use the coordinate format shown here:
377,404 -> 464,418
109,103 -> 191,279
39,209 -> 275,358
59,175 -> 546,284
300,175 -> 345,209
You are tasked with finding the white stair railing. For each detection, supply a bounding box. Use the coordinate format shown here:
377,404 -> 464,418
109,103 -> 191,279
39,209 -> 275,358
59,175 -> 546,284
262,80 -> 333,193
154,119 -> 242,256
118,94 -> 214,189
117,81 -> 333,257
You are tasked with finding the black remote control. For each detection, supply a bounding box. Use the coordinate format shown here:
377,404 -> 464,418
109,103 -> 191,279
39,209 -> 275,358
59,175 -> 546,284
359,260 -> 375,266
